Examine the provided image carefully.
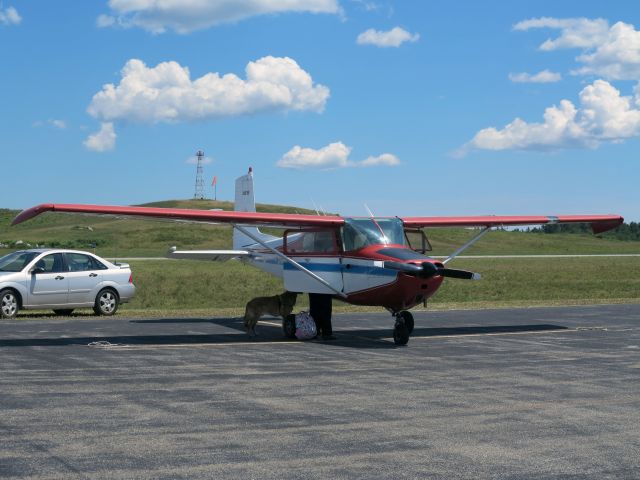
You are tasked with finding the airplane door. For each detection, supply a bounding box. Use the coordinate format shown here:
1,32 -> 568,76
28,253 -> 69,306
282,230 -> 344,294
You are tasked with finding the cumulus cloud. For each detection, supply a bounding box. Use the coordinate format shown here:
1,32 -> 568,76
458,80 -> 640,155
357,27 -> 419,47
87,57 -> 329,125
99,0 -> 340,34
513,17 -> 609,51
277,141 -> 400,169
84,123 -> 116,152
514,17 -> 640,81
0,6 -> 21,26
508,70 -> 562,83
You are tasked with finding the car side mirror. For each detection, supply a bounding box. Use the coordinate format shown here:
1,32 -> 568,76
31,267 -> 45,275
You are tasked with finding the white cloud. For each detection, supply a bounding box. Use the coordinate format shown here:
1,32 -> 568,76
508,70 -> 562,83
0,6 -> 21,26
458,80 -> 640,155
513,17 -> 609,51
573,21 -> 640,81
84,123 -> 116,152
87,57 -> 330,125
514,17 -> 640,81
277,141 -> 400,169
360,153 -> 400,166
357,27 -> 419,47
100,0 -> 340,34
96,14 -> 116,28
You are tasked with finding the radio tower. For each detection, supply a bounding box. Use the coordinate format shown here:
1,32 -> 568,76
193,150 -> 205,199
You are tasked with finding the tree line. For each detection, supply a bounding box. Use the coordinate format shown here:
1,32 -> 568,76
528,222 -> 640,241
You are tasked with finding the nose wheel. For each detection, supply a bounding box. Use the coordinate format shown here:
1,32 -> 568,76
392,310 -> 414,346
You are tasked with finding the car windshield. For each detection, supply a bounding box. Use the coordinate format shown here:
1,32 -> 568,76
0,251 -> 39,272
342,218 -> 405,250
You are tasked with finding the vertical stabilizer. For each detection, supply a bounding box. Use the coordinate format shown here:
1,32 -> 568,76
234,167 -> 256,213
233,168 -> 274,248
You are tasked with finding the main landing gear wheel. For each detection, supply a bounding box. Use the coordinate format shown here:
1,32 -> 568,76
283,314 -> 296,339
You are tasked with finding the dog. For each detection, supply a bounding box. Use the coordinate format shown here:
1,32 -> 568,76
243,291 -> 298,337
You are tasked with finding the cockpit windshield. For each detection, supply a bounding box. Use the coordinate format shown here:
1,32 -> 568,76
342,217 -> 405,251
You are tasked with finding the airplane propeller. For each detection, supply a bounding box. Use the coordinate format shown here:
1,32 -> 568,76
383,261 -> 481,280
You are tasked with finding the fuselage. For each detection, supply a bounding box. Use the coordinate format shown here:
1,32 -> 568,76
240,217 -> 445,312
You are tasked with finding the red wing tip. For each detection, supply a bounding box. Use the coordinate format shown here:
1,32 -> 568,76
591,216 -> 624,234
11,204 -> 55,226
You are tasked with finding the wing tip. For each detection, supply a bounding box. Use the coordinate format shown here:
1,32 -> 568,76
591,216 -> 624,235
11,204 -> 55,226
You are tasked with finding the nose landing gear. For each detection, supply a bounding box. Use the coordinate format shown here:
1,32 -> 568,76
392,310 -> 414,346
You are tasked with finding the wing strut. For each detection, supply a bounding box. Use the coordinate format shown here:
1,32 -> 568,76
443,227 -> 491,265
233,225 -> 347,298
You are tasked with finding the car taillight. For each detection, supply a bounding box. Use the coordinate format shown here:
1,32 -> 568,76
128,273 -> 133,284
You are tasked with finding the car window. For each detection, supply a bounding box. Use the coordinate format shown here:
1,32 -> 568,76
66,253 -> 108,271
0,251 -> 39,272
34,253 -> 65,273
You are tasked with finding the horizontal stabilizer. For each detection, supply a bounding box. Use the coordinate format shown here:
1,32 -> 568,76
166,247 -> 250,262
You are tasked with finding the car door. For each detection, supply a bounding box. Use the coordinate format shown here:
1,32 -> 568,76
28,253 -> 69,306
65,252 -> 107,305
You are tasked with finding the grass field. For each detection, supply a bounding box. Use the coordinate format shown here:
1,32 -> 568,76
2,200 -> 639,318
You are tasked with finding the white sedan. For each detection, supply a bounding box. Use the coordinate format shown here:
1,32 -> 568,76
0,249 -> 136,318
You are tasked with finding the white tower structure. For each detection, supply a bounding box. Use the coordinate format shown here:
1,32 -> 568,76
193,150 -> 205,199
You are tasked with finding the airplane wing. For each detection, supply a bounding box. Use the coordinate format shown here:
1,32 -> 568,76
401,215 -> 624,234
12,204 -> 623,234
11,203 -> 345,228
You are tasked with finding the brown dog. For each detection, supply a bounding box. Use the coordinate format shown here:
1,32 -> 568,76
243,291 -> 298,337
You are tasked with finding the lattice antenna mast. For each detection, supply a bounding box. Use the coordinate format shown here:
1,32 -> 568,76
193,150 -> 205,199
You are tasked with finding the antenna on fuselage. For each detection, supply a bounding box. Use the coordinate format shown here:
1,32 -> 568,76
364,203 -> 375,218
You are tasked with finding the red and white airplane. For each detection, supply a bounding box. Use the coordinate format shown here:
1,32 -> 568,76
12,168 -> 623,345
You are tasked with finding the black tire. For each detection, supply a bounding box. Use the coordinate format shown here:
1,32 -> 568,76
93,289 -> 119,316
53,309 -> 74,316
393,322 -> 410,346
399,310 -> 414,335
0,289 -> 19,319
283,314 -> 296,339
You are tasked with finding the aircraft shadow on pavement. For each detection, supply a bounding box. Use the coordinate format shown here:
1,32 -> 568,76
0,317 -> 567,349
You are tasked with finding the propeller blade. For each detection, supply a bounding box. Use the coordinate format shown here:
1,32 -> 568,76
438,268 -> 481,280
383,261 -> 481,280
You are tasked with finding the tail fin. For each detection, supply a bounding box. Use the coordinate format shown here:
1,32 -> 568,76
233,168 -> 276,248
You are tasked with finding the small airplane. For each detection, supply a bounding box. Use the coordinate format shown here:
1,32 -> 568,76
12,168 -> 623,345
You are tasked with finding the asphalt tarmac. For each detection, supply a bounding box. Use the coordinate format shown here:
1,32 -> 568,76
1,304 -> 639,479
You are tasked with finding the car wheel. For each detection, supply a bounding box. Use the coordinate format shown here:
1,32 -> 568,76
93,289 -> 119,316
0,289 -> 19,319
53,309 -> 74,316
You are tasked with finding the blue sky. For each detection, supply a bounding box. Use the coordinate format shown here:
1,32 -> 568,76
1,1 -> 638,221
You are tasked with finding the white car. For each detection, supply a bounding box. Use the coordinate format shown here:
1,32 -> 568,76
0,249 -> 136,318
